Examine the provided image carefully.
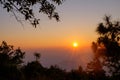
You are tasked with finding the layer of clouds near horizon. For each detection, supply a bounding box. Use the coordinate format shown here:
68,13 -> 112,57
25,47 -> 93,71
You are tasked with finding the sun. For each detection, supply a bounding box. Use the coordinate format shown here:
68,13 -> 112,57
73,42 -> 78,47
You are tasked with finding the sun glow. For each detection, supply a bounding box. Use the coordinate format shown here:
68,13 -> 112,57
73,42 -> 78,48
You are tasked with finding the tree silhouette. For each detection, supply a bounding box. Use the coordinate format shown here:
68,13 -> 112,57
0,41 -> 25,65
87,16 -> 120,79
0,41 -> 25,80
86,56 -> 106,80
67,66 -> 88,80
46,65 -> 66,80
22,61 -> 44,80
0,0 -> 65,27
34,52 -> 41,62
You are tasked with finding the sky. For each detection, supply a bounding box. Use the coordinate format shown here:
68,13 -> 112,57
0,0 -> 120,70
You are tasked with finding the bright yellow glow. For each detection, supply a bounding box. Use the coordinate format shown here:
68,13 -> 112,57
73,42 -> 78,47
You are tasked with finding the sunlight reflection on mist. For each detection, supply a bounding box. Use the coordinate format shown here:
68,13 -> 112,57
24,47 -> 93,71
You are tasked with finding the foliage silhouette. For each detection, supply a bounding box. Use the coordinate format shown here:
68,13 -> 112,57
87,16 -> 120,80
0,0 -> 65,27
45,65 -> 66,80
66,66 -> 88,80
22,61 -> 44,80
34,52 -> 41,61
86,57 -> 107,80
0,41 -> 25,80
